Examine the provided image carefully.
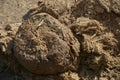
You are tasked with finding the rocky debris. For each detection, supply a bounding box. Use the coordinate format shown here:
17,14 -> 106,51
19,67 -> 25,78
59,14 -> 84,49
13,13 -> 80,74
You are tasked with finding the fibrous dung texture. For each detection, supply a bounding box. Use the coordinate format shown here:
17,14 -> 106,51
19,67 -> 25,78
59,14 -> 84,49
14,13 -> 80,74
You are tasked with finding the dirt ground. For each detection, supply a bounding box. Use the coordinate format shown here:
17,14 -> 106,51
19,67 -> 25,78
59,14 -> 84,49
0,0 -> 120,80
0,0 -> 39,25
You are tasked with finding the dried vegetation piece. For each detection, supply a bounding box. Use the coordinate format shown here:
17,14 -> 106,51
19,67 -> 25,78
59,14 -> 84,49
98,0 -> 120,15
71,17 -> 117,70
0,23 -> 20,74
0,23 -> 20,54
60,71 -> 80,80
98,0 -> 111,12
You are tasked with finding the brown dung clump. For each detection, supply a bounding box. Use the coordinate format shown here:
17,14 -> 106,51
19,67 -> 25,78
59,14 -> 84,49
13,13 -> 80,74
0,0 -> 120,80
71,17 -> 118,79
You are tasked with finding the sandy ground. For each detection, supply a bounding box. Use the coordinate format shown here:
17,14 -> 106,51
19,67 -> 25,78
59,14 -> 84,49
0,0 -> 39,26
